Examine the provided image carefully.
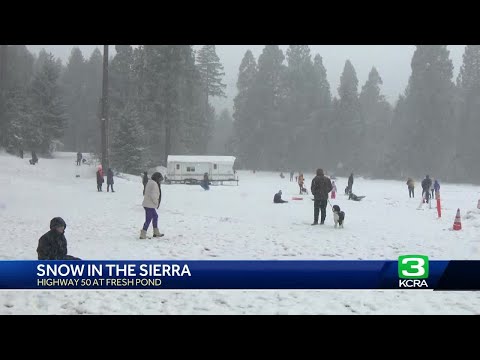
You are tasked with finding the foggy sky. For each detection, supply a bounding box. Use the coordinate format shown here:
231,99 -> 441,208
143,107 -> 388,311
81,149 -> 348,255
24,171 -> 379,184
27,45 -> 466,111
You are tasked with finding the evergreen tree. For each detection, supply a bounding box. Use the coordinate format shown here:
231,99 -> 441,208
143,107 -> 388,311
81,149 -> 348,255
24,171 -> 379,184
311,54 -> 333,169
232,50 -> 257,168
456,45 -> 480,180
3,90 -> 36,152
208,108 -> 233,155
250,45 -> 286,170
283,45 -> 316,170
110,45 -> 134,119
1,45 -> 35,148
403,45 -> 455,177
334,60 -> 362,173
83,48 -> 104,153
312,54 -> 332,109
384,94 -> 409,178
196,45 -> 227,103
61,47 -> 87,151
29,51 -> 67,154
110,103 -> 145,174
359,67 -> 393,175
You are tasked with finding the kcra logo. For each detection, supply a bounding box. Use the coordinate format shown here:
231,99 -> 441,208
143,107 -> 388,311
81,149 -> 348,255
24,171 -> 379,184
397,255 -> 429,288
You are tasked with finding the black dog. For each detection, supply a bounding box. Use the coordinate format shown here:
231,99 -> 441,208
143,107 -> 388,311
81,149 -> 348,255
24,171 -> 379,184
332,205 -> 345,228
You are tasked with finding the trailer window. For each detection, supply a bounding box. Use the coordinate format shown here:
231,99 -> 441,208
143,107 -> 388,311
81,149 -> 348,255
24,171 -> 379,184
214,164 -> 217,170
187,166 -> 195,172
176,164 -> 180,170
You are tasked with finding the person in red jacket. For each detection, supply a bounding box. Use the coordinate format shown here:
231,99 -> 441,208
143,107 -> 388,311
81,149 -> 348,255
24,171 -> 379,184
96,165 -> 104,192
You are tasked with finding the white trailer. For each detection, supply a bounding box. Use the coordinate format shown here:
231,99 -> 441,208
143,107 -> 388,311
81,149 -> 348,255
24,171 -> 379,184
166,155 -> 238,185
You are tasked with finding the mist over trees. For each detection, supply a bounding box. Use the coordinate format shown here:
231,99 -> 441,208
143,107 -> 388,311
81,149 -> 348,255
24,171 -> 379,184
0,45 -> 478,183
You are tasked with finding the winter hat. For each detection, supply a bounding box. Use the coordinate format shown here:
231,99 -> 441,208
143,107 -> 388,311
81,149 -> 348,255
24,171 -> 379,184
151,172 -> 163,182
50,217 -> 66,230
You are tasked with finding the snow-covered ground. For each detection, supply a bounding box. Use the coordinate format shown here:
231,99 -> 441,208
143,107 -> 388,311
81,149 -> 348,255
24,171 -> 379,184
1,150 -> 480,314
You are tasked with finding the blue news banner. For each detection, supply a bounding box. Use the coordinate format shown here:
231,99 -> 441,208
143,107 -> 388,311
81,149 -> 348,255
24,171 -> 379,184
0,259 -> 479,290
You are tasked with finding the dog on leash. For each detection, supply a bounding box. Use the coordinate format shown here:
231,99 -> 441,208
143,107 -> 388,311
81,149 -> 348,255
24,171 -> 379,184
332,205 -> 345,228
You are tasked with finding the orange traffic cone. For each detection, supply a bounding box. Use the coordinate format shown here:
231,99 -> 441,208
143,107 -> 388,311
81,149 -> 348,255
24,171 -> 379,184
453,208 -> 462,231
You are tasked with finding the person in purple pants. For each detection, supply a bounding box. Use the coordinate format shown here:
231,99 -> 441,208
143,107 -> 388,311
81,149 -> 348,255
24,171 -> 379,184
140,172 -> 164,239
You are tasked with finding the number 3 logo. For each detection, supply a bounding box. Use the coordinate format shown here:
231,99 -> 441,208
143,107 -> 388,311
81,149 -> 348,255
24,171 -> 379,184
398,255 -> 429,279
401,258 -> 425,277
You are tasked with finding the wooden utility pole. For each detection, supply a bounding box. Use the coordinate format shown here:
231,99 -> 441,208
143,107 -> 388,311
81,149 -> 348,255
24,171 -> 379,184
101,45 -> 109,172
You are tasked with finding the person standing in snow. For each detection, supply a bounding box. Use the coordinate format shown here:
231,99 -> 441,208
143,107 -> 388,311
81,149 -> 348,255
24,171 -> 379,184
348,173 -> 354,194
406,178 -> 415,198
37,217 -> 81,260
200,173 -> 211,190
96,165 -> 104,192
421,175 -> 432,203
140,172 -> 163,239
290,171 -> 294,182
433,179 -> 440,199
311,168 -> 333,225
29,151 -> 38,165
430,179 -> 435,199
76,152 -> 82,166
298,173 -> 306,194
107,168 -> 115,192
331,181 -> 337,199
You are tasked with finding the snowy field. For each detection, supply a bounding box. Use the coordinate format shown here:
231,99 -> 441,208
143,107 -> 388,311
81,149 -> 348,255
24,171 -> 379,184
1,150 -> 480,314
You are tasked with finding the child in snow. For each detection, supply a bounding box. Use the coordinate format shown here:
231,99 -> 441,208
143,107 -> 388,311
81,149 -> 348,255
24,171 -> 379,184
96,165 -> 104,192
37,217 -> 81,260
331,181 -> 337,199
434,179 -> 440,199
298,174 -> 308,194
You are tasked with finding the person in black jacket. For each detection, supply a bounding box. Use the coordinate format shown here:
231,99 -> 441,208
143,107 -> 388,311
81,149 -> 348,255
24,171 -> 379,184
29,151 -> 38,165
347,173 -> 354,194
76,152 -> 82,166
311,168 -> 333,225
273,190 -> 288,203
37,217 -> 81,260
107,168 -> 115,192
200,173 -> 211,190
421,175 -> 432,204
